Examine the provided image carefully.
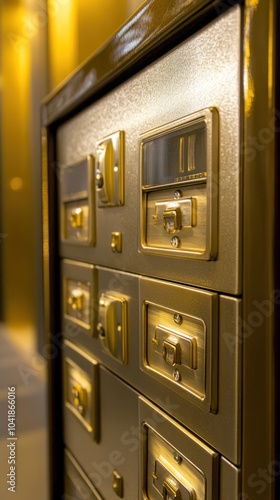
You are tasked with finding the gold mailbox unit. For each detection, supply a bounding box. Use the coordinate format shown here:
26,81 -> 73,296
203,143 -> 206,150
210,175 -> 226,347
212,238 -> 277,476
42,1 -> 279,499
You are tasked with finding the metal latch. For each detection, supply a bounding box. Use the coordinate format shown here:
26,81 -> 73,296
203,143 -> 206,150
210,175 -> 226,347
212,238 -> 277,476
163,205 -> 182,234
68,288 -> 84,312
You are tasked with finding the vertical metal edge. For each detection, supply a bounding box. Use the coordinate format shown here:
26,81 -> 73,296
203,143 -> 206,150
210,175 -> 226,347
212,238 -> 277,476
42,124 -> 64,499
41,126 -> 53,500
243,0 -> 276,498
220,456 -> 241,499
119,130 -> 125,206
92,358 -> 100,443
42,127 -> 50,345
87,153 -> 96,246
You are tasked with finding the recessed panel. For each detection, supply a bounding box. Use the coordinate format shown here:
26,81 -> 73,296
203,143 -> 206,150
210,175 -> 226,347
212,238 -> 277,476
140,397 -> 219,499
140,109 -> 218,260
60,155 -> 95,245
62,259 -> 96,337
64,341 -> 99,441
140,277 -> 218,412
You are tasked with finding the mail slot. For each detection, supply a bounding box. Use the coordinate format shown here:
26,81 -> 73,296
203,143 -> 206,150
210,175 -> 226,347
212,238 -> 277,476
60,155 -> 95,245
140,108 -> 218,260
140,397 -> 219,499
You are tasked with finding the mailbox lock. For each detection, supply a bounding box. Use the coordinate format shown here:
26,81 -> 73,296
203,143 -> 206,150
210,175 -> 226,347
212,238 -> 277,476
173,452 -> 182,464
171,236 -> 180,248
163,478 -> 181,500
69,207 -> 83,228
96,170 -> 104,189
174,190 -> 182,200
163,205 -> 182,234
97,322 -> 105,338
173,314 -> 183,325
68,289 -> 84,312
98,294 -> 127,363
71,383 -> 86,415
162,339 -> 180,366
111,232 -> 122,253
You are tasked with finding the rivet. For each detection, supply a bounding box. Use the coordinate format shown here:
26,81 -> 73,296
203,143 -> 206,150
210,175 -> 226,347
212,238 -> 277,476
171,236 -> 180,248
174,190 -> 182,199
173,313 -> 182,325
173,369 -> 181,382
173,451 -> 182,464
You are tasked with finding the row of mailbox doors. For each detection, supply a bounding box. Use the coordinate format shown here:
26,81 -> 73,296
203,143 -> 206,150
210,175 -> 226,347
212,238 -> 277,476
61,262 -> 241,499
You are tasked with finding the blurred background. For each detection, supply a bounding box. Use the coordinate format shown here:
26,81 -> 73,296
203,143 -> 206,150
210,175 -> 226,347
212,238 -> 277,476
0,0 -> 144,497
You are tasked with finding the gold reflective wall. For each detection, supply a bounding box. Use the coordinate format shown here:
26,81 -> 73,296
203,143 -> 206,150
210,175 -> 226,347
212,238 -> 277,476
0,0 -> 144,339
48,0 -> 145,89
0,0 -> 47,333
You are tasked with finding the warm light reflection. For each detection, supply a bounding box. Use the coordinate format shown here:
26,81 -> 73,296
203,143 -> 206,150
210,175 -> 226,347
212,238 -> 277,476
10,177 -> 24,191
48,0 -> 78,89
1,2 -> 35,326
244,0 -> 259,117
268,1 -> 274,107
48,0 -> 144,90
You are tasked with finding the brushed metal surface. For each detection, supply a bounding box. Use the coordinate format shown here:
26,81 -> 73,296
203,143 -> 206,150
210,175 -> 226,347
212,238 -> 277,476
139,291 -> 242,465
144,186 -> 208,257
219,457 -> 241,500
242,0 -> 276,497
141,107 -> 218,260
146,429 -> 201,499
141,277 -> 218,413
57,6 -> 241,294
139,397 -> 219,499
64,449 -> 102,499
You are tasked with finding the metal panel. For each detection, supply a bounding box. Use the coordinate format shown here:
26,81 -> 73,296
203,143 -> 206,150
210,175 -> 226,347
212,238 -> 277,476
63,348 -> 139,499
140,108 -> 218,260
62,260 -> 97,337
219,457 -> 241,500
64,449 -> 102,499
140,276 -> 218,413
59,155 -> 95,246
64,340 -> 99,441
138,291 -> 242,466
139,397 -> 219,499
56,6 -> 242,295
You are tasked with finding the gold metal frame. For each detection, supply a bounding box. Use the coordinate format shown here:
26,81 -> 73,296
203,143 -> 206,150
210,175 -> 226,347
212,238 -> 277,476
140,108 -> 219,260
